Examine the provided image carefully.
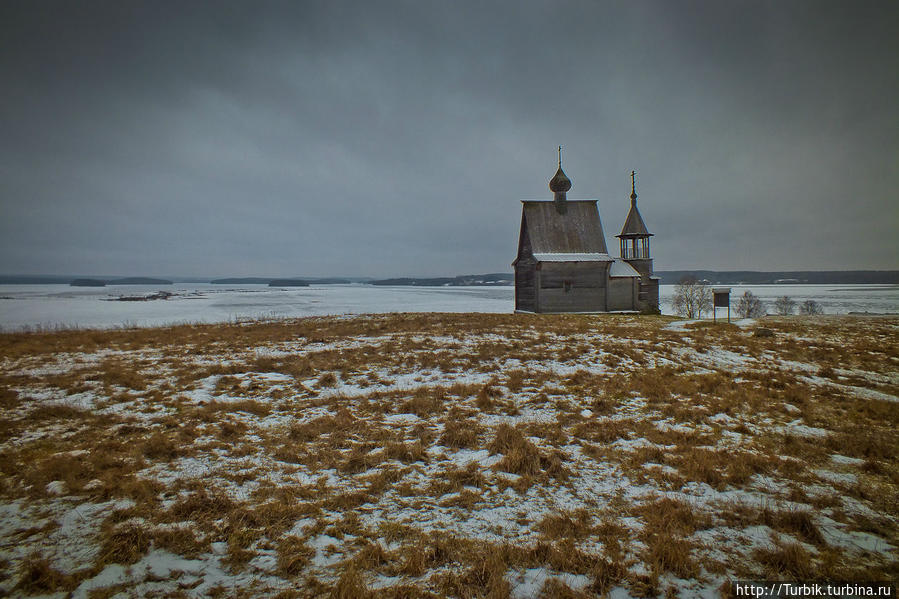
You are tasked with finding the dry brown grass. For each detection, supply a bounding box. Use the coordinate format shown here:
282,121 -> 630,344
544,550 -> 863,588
753,539 -> 815,579
489,424 -> 568,479
139,431 -> 188,461
536,509 -> 593,540
439,411 -> 483,450
1,313 -> 895,596
13,553 -> 77,594
330,564 -> 371,599
96,523 -> 152,567
571,418 -> 630,444
0,384 -> 18,408
773,507 -> 825,546
436,545 -> 510,599
165,488 -> 237,523
277,536 -> 314,577
91,357 -> 149,391
402,386 -> 446,417
151,527 -> 209,559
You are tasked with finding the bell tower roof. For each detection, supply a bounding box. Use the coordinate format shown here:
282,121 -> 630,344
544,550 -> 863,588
617,170 -> 652,238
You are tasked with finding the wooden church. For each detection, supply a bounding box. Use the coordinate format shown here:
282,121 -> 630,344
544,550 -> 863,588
513,154 -> 660,313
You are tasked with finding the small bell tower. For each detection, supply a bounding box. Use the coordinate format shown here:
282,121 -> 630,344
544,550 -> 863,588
616,170 -> 654,277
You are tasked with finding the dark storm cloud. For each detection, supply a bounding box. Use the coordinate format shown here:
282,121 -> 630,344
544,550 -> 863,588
1,0 -> 897,277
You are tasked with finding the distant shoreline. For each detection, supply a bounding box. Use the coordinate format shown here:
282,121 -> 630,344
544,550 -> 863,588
1,270 -> 897,286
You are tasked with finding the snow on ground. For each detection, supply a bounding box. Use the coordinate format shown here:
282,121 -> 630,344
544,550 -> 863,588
0,313 -> 896,597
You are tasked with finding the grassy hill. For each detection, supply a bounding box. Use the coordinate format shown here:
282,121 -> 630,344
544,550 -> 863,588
0,314 -> 896,596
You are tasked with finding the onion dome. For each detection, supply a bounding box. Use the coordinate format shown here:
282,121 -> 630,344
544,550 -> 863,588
549,166 -> 572,193
549,146 -> 571,192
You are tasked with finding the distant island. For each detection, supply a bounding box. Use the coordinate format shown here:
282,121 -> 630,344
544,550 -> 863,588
70,278 -> 106,287
107,277 -> 173,285
371,273 -> 513,286
212,277 -> 352,285
268,279 -> 310,287
70,277 -> 172,287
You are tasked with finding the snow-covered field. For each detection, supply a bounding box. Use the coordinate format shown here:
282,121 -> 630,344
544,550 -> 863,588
0,313 -> 896,597
0,283 -> 897,330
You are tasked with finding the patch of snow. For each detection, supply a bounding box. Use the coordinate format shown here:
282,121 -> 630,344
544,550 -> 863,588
665,320 -> 694,331
710,412 -> 735,424
46,480 -> 67,495
52,500 -> 133,573
774,421 -> 829,438
820,524 -> 895,553
797,374 -> 899,403
383,413 -> 420,424
830,454 -> 864,466
814,469 -> 858,485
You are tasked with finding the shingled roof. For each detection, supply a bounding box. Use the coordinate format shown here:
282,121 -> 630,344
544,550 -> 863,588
519,200 -> 610,258
618,171 -> 653,238
618,202 -> 652,237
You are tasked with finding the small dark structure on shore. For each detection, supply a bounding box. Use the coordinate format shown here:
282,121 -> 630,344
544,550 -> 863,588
513,152 -> 659,313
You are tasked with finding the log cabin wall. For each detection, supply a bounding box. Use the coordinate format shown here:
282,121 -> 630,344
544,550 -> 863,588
535,262 -> 609,313
607,276 -> 639,311
514,262 -> 537,312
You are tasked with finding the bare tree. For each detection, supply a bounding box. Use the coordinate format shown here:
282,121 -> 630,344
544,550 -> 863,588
735,291 -> 766,318
672,276 -> 712,319
799,299 -> 824,315
774,295 -> 796,315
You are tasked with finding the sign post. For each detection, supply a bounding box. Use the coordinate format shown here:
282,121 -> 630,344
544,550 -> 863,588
712,288 -> 731,323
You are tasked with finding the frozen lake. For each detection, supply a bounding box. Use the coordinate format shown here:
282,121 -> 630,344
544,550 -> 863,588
0,283 -> 897,330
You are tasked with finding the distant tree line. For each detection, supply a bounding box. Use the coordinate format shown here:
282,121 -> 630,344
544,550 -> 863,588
657,270 -> 899,285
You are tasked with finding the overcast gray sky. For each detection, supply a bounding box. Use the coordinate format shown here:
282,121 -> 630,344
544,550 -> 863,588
1,0 -> 897,278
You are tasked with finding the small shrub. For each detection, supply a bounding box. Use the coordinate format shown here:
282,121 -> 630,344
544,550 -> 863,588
736,291 -> 766,318
799,300 -> 824,315
774,296 -> 796,315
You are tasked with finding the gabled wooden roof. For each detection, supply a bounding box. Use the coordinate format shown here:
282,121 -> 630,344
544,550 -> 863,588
520,200 -> 609,255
